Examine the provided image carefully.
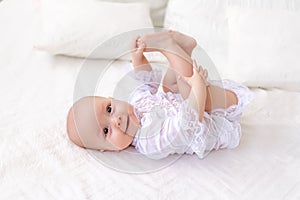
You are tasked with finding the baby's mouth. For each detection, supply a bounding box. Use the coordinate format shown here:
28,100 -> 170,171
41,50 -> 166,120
125,120 -> 128,134
122,115 -> 128,133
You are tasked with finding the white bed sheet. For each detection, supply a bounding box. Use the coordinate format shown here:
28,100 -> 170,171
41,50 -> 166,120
1,0 -> 300,199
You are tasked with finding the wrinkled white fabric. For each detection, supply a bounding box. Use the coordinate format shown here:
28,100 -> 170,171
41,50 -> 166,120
130,69 -> 254,160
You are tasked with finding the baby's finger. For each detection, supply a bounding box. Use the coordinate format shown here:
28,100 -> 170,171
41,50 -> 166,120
137,38 -> 141,46
203,69 -> 208,79
137,42 -> 146,53
198,65 -> 204,73
192,60 -> 200,72
192,59 -> 198,68
131,35 -> 140,50
137,37 -> 145,48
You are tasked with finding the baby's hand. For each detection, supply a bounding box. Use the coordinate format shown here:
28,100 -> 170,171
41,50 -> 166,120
179,60 -> 209,87
193,60 -> 209,86
131,36 -> 146,66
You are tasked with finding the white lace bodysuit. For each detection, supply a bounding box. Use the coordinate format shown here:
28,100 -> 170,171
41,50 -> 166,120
129,69 -> 254,160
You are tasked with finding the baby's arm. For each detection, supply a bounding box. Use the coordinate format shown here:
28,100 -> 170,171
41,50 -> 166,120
131,36 -> 152,72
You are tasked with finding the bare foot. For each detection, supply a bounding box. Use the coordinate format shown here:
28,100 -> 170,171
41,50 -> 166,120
137,30 -> 197,56
168,30 -> 197,56
137,32 -> 175,52
137,32 -> 194,65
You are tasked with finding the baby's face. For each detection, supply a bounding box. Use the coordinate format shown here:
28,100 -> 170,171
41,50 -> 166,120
67,96 -> 140,151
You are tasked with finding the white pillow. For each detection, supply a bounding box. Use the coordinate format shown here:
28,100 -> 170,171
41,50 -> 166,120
163,0 -> 229,77
228,0 -> 300,11
96,0 -> 169,27
164,0 -> 300,91
34,0 -> 154,59
226,7 -> 300,91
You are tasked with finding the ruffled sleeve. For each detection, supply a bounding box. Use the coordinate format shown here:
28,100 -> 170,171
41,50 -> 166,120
129,69 -> 162,105
132,69 -> 162,94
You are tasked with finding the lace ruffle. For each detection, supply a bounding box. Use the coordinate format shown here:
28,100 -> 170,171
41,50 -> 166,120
129,69 -> 163,110
133,69 -> 162,84
208,79 -> 255,121
178,99 -> 210,158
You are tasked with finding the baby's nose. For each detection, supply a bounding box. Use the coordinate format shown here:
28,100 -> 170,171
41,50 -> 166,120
112,116 -> 121,127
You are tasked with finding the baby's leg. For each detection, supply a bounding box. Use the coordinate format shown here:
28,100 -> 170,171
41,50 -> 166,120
138,32 -> 237,111
139,32 -> 194,98
139,32 -> 193,77
162,30 -> 197,94
167,30 -> 197,56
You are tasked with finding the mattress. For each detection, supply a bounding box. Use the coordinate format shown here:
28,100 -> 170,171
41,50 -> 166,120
1,0 -> 300,199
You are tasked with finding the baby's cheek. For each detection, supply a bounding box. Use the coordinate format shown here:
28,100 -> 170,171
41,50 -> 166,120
109,132 -> 131,150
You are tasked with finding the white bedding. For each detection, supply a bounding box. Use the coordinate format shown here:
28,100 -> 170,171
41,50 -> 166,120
1,0 -> 300,199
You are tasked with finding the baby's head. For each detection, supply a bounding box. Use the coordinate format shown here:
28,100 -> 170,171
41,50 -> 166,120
66,96 -> 140,152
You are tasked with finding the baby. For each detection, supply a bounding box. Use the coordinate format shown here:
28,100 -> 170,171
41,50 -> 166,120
67,31 -> 254,159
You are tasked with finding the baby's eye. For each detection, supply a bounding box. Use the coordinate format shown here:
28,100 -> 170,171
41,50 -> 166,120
106,105 -> 112,113
103,127 -> 109,135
